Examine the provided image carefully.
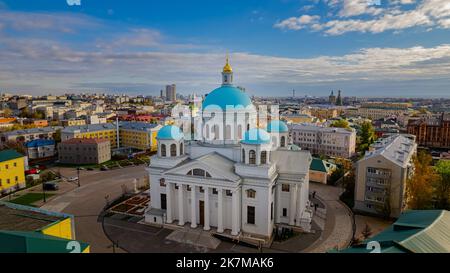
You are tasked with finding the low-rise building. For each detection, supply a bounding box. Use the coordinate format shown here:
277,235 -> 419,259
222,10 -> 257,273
0,202 -> 90,253
354,134 -> 417,218
119,122 -> 162,151
24,139 -> 56,160
58,138 -> 111,165
0,150 -> 26,194
0,127 -> 61,144
345,103 -> 411,120
290,124 -> 356,158
0,118 -> 16,129
60,119 -> 86,127
309,158 -> 337,184
61,123 -> 117,149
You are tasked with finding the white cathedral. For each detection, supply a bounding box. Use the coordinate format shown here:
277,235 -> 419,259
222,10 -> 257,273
145,58 -> 313,240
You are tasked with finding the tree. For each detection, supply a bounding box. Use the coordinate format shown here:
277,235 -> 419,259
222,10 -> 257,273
406,151 -> 439,209
434,160 -> 450,210
330,119 -> 350,129
2,108 -> 12,117
358,121 -> 376,152
3,140 -> 26,155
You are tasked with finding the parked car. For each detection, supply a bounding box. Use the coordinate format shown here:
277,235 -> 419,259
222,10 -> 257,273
86,167 -> 94,171
43,182 -> 59,191
25,168 -> 40,175
100,166 -> 109,171
67,176 -> 78,182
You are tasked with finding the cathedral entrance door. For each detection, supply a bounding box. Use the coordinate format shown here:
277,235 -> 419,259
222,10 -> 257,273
199,200 -> 205,226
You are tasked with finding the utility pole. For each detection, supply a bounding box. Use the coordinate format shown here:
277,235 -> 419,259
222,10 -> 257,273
77,167 -> 81,187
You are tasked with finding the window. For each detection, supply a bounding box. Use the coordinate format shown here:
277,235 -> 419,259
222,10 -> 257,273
161,144 -> 167,157
238,125 -> 242,139
281,136 -> 286,147
170,144 -> 177,157
187,168 -> 212,178
282,208 -> 288,217
246,189 -> 256,198
225,125 -> 231,140
213,188 -> 218,195
261,151 -> 267,164
5,164 -> 8,170
249,150 -> 256,165
159,178 -> 166,187
226,190 -> 232,197
15,176 -> 18,182
179,143 -> 184,155
13,162 -> 17,167
247,206 -> 255,224
200,187 -> 204,193
187,185 -> 192,191
282,184 -> 290,192
242,149 -> 246,163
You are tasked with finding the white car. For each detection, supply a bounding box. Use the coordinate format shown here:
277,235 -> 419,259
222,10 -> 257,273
67,176 -> 78,182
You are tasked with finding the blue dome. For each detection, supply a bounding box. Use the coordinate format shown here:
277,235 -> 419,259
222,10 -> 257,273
202,86 -> 252,110
156,125 -> 184,140
241,128 -> 271,145
267,120 -> 289,133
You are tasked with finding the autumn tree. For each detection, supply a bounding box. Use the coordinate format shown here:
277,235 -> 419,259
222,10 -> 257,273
406,151 -> 439,209
330,119 -> 350,129
434,160 -> 450,210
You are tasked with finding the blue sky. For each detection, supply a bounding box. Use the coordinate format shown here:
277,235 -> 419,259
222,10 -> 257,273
0,0 -> 450,97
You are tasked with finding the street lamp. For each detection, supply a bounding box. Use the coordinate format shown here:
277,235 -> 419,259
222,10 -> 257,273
77,167 -> 81,187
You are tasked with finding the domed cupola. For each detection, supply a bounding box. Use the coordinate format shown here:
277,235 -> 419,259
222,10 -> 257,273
201,56 -> 257,145
240,128 -> 271,165
156,125 -> 185,158
267,120 -> 289,148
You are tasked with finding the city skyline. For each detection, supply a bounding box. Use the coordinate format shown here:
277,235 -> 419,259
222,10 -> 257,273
0,0 -> 450,97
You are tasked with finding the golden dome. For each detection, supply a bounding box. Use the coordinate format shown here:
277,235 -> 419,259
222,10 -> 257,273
223,55 -> 232,73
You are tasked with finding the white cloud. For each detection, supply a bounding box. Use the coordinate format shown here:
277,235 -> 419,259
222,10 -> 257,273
275,0 -> 450,35
274,15 -> 320,30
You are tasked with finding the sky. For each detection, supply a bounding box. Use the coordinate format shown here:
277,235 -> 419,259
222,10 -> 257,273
0,0 -> 450,97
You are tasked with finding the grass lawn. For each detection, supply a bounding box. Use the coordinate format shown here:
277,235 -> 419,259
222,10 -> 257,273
10,193 -> 55,207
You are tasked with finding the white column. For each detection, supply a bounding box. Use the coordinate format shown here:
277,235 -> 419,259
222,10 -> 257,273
289,184 -> 298,226
191,185 -> 197,228
204,187 -> 210,231
276,184 -> 281,223
296,183 -> 302,226
231,189 -> 239,236
217,188 -> 224,233
166,183 -> 173,224
178,184 -> 184,226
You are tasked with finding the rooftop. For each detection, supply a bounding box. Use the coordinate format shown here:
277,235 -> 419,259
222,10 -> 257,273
61,138 -> 110,145
338,210 -> 450,253
0,149 -> 24,162
24,139 -> 55,148
61,123 -> 116,133
0,202 -> 67,232
290,123 -> 355,134
2,126 -> 61,136
120,122 -> 161,131
363,134 -> 416,167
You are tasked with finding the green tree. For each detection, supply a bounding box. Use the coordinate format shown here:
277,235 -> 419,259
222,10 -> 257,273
358,121 -> 376,152
434,160 -> 450,209
330,119 -> 350,129
406,151 -> 439,209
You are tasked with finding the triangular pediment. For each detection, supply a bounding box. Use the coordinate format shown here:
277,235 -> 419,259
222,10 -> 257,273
163,152 -> 241,182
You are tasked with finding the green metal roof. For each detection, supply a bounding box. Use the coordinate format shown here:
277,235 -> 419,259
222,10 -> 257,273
310,158 -> 327,172
0,230 -> 89,253
0,149 -> 24,162
337,210 -> 450,253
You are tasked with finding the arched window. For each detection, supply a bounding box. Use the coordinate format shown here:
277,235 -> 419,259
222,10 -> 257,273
281,136 -> 286,147
225,125 -> 232,140
213,125 -> 219,140
170,144 -> 177,157
238,125 -> 243,139
159,178 -> 166,187
180,143 -> 184,155
161,144 -> 167,157
249,150 -> 256,165
242,149 -> 246,163
247,124 -> 250,131
187,168 -> 212,178
261,151 -> 267,164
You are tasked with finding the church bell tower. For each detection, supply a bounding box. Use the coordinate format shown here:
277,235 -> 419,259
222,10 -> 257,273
222,54 -> 233,86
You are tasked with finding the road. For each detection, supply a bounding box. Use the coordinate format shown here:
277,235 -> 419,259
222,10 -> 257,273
41,165 -> 148,253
